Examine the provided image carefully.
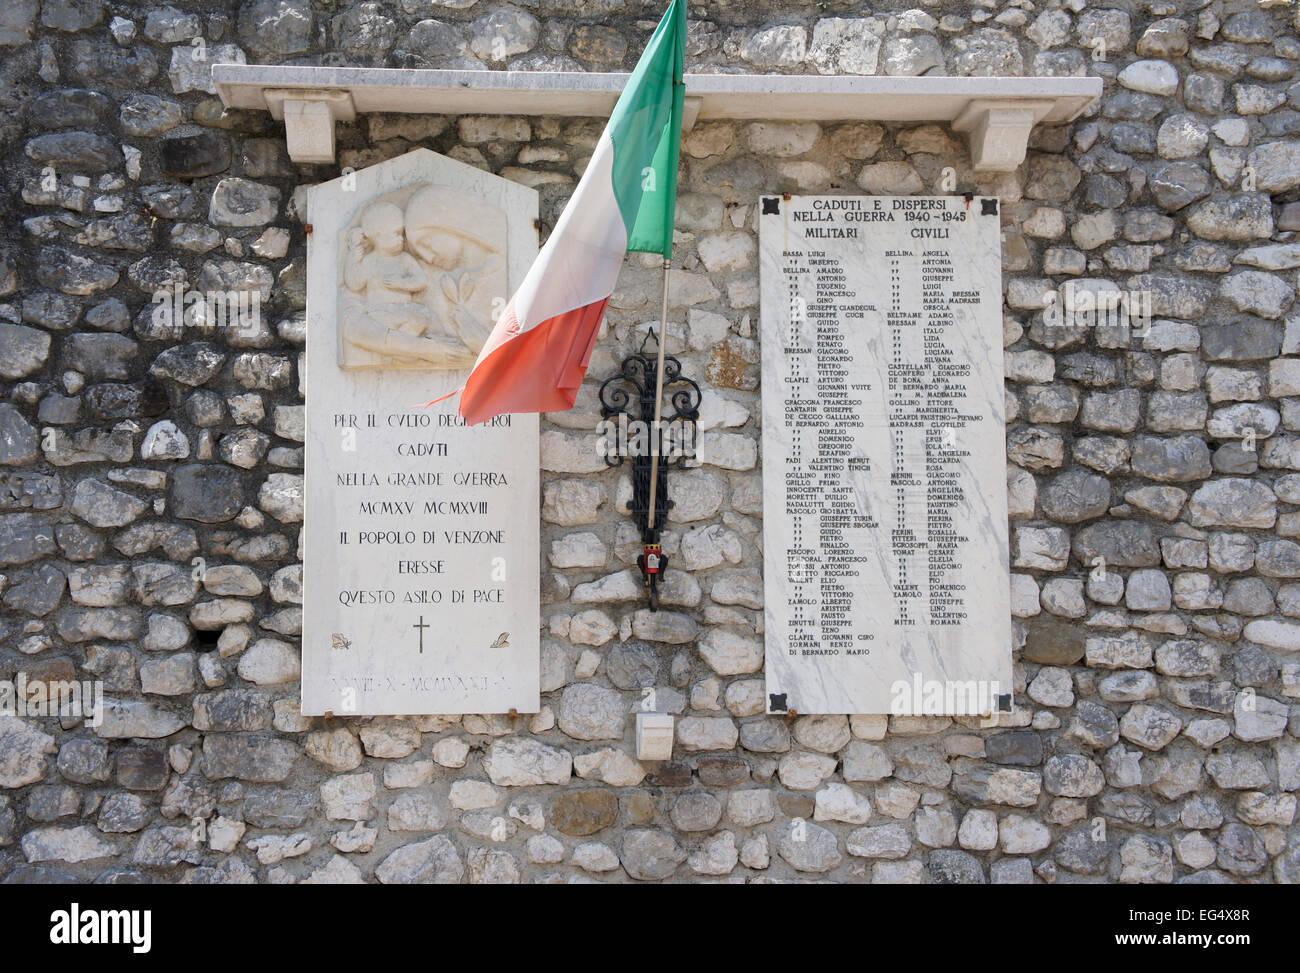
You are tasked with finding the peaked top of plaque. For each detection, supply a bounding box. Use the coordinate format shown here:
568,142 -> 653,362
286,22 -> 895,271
308,147 -> 537,223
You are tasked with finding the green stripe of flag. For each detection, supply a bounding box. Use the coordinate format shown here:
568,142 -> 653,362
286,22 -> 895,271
607,0 -> 687,259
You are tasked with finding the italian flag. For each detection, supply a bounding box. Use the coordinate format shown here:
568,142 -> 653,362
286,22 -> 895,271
454,0 -> 686,425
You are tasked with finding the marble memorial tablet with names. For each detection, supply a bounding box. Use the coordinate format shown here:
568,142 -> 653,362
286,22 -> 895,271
760,194 -> 1012,715
302,149 -> 541,716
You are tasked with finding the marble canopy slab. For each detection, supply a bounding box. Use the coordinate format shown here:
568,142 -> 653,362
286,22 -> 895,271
213,63 -> 1101,170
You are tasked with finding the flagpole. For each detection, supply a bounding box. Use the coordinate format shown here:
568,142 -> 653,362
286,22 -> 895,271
647,257 -> 671,530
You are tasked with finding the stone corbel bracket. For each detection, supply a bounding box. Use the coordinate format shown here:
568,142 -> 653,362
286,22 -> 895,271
682,95 -> 702,133
952,98 -> 1055,173
262,88 -> 357,165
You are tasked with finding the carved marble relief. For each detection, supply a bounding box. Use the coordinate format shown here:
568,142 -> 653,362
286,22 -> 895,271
337,183 -> 508,370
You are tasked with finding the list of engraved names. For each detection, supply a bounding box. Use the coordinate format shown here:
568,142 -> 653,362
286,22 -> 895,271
760,195 -> 1012,715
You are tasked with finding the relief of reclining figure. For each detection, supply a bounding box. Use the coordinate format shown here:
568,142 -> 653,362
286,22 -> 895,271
337,184 -> 506,371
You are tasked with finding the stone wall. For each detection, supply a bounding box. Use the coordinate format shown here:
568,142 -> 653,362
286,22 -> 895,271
1,0 -> 1299,884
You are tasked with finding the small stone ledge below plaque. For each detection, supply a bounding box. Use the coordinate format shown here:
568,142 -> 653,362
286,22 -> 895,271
636,713 -> 675,762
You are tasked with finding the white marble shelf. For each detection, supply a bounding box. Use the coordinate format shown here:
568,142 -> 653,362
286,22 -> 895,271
212,63 -> 1101,170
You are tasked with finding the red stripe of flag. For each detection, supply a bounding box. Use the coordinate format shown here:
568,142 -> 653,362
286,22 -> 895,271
457,298 -> 610,426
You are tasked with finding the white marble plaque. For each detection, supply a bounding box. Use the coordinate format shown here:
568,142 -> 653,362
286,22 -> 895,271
302,148 -> 540,716
760,195 -> 1012,715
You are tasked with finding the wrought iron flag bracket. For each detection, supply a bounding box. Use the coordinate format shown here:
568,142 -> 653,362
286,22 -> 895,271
599,328 -> 701,611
